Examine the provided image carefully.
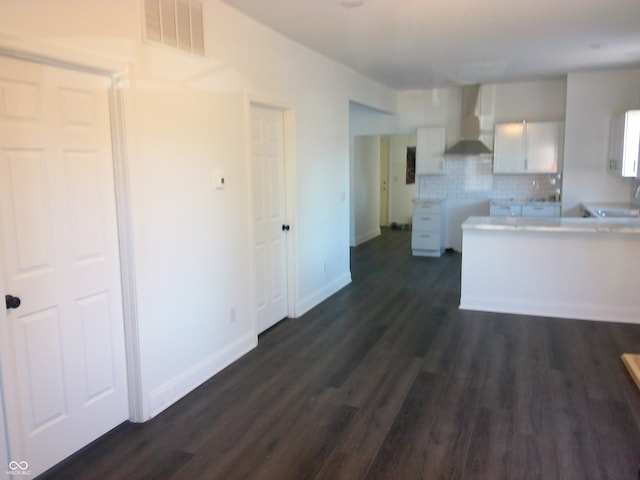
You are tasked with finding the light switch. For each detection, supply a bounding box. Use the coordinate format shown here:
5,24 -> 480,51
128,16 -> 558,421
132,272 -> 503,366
214,171 -> 225,189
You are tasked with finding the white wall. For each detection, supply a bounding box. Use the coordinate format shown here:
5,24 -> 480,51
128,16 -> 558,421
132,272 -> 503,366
351,131 -> 418,244
396,88 -> 461,148
349,103 -> 389,245
352,135 -> 381,245
389,133 -> 417,224
562,68 -> 640,216
0,0 -> 396,420
492,79 -> 567,123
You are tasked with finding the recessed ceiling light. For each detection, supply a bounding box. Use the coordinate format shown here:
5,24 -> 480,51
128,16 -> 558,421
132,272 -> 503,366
340,0 -> 364,8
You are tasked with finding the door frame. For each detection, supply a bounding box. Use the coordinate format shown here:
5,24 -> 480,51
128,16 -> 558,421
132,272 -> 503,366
0,40 -> 143,468
379,136 -> 390,227
244,94 -> 298,333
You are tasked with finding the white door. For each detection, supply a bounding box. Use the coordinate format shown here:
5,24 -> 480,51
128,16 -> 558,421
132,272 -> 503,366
379,137 -> 389,227
0,56 -> 129,477
250,104 -> 289,334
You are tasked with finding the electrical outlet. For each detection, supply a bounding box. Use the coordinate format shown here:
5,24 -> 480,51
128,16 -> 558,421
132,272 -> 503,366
229,305 -> 236,323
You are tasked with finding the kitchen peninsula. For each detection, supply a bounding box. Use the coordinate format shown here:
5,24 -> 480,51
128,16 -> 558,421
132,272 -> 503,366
460,216 -> 640,324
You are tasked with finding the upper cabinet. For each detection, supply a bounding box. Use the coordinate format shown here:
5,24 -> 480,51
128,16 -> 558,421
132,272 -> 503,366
493,121 -> 564,174
608,110 -> 640,178
416,126 -> 445,175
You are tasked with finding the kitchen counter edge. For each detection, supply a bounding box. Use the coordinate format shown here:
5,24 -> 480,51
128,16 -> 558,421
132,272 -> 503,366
461,216 -> 640,234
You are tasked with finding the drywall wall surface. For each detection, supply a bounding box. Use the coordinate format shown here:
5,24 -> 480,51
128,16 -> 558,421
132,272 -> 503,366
562,68 -> 640,216
0,0 -> 396,419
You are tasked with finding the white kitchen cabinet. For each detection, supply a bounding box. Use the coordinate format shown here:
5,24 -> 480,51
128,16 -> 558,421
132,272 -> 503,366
411,199 -> 445,257
493,121 -> 563,174
490,201 -> 561,218
416,126 -> 445,175
489,204 -> 522,217
493,123 -> 524,173
607,110 -> 640,178
521,204 -> 561,217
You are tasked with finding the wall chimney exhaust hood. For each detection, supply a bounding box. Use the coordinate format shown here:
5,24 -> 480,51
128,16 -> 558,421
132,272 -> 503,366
444,84 -> 492,156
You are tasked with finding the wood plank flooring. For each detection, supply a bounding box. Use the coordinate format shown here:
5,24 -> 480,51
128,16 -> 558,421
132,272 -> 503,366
42,228 -> 640,479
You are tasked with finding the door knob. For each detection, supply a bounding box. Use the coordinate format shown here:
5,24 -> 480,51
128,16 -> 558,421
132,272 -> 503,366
282,224 -> 290,231
5,295 -> 21,310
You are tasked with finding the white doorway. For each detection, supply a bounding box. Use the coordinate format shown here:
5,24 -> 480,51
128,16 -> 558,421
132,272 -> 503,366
379,136 -> 390,227
0,55 -> 129,477
249,103 -> 290,334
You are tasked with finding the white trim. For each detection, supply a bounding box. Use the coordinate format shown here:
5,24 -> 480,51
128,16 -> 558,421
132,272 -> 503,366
107,84 -> 145,423
283,109 -> 299,318
147,333 -> 257,419
245,94 -> 299,324
460,296 -> 640,324
296,273 -> 352,318
0,262 -> 10,480
0,29 -> 128,75
354,227 -> 381,246
242,97 -> 259,338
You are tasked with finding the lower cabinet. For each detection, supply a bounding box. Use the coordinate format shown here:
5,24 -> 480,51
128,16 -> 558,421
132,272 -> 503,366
412,199 -> 445,257
521,204 -> 560,217
489,204 -> 522,217
490,201 -> 561,218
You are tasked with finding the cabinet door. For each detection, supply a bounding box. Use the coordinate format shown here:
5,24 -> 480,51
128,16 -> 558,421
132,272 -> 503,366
621,111 -> 640,178
608,111 -> 640,178
525,122 -> 559,173
413,201 -> 442,215
493,123 -> 525,173
412,213 -> 440,231
521,205 -> 559,217
411,231 -> 440,250
416,127 -> 445,175
489,204 -> 522,217
608,113 -> 624,174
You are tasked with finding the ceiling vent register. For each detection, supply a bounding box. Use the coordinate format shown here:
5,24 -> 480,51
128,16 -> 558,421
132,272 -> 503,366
143,0 -> 205,56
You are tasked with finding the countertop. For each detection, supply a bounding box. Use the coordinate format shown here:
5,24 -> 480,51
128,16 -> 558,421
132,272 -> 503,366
413,197 -> 445,204
462,216 -> 640,234
490,199 -> 561,207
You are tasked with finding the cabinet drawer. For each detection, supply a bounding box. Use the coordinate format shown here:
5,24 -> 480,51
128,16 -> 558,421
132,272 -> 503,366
411,231 -> 440,250
521,205 -> 559,217
413,202 -> 442,215
412,214 -> 441,231
490,205 -> 522,217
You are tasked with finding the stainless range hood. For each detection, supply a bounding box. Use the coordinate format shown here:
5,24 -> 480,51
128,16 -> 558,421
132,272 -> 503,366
444,84 -> 492,156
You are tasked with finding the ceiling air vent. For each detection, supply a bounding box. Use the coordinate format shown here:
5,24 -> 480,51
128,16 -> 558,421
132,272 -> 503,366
143,0 -> 205,56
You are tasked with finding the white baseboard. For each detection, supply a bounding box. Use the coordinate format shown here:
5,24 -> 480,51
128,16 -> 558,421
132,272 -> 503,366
354,227 -> 381,246
460,295 -> 640,325
296,272 -> 352,317
146,331 -> 257,420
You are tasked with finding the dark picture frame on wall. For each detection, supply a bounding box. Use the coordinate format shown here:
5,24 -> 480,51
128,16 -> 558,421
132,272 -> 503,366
406,146 -> 416,184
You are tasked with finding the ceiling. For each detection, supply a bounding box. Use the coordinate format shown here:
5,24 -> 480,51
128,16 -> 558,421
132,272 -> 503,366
220,0 -> 640,90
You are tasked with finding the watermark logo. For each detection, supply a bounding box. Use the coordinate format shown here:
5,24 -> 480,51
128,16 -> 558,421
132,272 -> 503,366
7,460 -> 30,476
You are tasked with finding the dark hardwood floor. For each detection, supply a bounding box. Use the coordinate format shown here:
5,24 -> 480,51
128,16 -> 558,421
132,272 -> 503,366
42,228 -> 640,479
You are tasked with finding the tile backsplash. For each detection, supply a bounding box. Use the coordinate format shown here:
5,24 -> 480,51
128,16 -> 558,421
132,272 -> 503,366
418,156 -> 561,200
